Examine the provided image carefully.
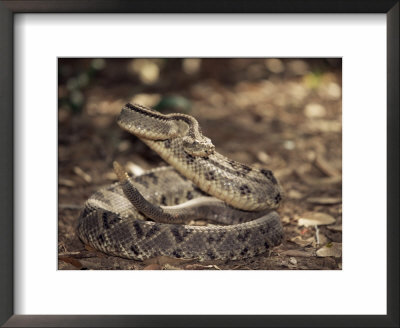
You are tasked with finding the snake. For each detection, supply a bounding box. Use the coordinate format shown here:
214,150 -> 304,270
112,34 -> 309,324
77,103 -> 284,261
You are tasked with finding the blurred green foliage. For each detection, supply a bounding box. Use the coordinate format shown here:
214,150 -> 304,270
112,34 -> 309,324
154,95 -> 191,113
58,59 -> 106,113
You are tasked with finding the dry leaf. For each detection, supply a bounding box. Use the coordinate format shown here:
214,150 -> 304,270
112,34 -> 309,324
327,225 -> 342,231
163,264 -> 181,270
103,171 -> 117,180
304,103 -> 326,118
127,161 -> 145,176
298,212 -> 336,226
316,242 -> 342,258
59,256 -> 83,269
273,167 -> 294,179
73,166 -> 92,183
287,190 -> 303,199
306,197 -> 342,205
290,236 -> 314,247
257,151 -> 270,164
314,155 -> 340,177
59,178 -> 76,187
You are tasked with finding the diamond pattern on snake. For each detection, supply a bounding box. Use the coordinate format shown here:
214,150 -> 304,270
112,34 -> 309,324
77,103 -> 284,261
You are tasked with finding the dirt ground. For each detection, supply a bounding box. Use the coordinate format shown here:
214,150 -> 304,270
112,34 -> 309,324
58,58 -> 342,270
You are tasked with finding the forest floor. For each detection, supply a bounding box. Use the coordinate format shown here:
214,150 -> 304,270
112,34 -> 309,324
58,58 -> 342,270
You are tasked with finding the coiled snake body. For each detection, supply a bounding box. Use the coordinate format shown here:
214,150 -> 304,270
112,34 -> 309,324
77,103 -> 284,261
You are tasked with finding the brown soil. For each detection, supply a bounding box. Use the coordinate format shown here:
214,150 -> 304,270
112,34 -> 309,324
58,58 -> 342,270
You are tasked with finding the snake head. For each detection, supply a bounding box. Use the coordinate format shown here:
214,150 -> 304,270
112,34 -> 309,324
182,136 -> 215,157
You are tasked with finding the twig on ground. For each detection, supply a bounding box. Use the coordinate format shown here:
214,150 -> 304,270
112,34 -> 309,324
315,225 -> 320,246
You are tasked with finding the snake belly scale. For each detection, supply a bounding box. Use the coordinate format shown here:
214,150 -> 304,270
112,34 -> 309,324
77,103 -> 284,261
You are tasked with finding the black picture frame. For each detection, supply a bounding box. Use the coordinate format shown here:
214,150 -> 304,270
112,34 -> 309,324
0,1 -> 398,327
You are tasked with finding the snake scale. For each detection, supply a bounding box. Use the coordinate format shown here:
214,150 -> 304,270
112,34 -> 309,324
77,103 -> 284,261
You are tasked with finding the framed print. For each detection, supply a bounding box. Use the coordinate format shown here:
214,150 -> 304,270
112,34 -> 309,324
58,57 -> 343,271
0,1 -> 398,327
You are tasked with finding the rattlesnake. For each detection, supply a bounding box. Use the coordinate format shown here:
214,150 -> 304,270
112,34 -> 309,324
77,103 -> 284,261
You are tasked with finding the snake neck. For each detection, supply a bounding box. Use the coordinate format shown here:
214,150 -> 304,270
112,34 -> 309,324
141,137 -> 283,212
